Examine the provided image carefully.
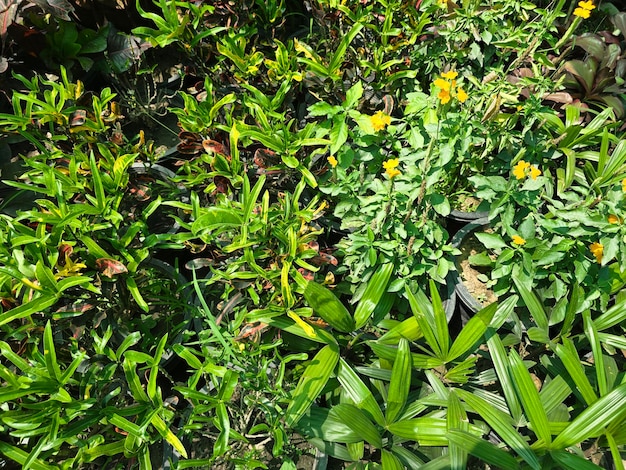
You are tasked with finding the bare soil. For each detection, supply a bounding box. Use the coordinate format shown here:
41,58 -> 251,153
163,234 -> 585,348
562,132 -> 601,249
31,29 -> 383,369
457,230 -> 498,307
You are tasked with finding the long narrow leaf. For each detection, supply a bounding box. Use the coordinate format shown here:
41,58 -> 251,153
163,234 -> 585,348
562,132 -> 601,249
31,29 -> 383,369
332,404 -> 382,448
509,350 -> 551,446
486,332 -> 523,422
583,310 -> 607,396
337,359 -> 385,426
386,338 -> 411,423
456,389 -> 541,470
447,302 -> 497,362
513,276 -> 548,332
406,285 -> 442,358
447,429 -> 519,470
447,391 -> 468,470
353,262 -> 393,329
554,338 -> 597,405
285,344 -> 339,426
552,382 -> 626,449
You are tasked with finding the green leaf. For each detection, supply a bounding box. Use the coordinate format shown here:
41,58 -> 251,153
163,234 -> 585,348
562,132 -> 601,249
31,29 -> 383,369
447,430 -> 519,470
386,418 -> 448,446
406,284 -> 442,358
353,262 -> 393,329
0,441 -> 57,470
304,281 -> 355,333
487,332 -> 523,422
447,302 -> 496,362
509,350 -> 551,446
552,382 -> 626,449
43,321 -> 62,383
337,359 -> 385,426
332,404 -> 382,448
330,115 -> 348,155
0,294 -> 59,327
151,413 -> 188,458
286,344 -> 340,426
126,276 -> 149,313
456,389 -> 541,470
386,338 -> 411,423
381,449 -> 404,470
513,276 -> 549,332
583,310 -> 607,396
447,391 -> 469,470
344,81 -> 363,109
475,232 -> 507,249
554,338 -> 597,406
192,207 -> 243,237
550,450 -> 604,469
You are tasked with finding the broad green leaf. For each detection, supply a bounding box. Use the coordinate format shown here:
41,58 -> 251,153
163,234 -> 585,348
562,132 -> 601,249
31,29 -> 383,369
192,207 -> 243,237
381,449 -> 404,470
554,338 -> 597,405
387,418 -> 448,446
295,407 -> 361,443
446,430 -> 519,470
552,382 -> 626,449
353,262 -> 393,329
337,359 -> 385,426
377,316 -> 422,344
456,389 -> 541,470
447,302 -> 497,362
286,344 -> 340,426
509,350 -> 551,446
304,281 -> 355,333
550,450 -> 605,469
332,404 -> 382,448
386,338 -> 411,423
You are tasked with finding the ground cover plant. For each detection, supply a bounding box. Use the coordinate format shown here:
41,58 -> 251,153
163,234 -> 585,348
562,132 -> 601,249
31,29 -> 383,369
2,0 -> 626,469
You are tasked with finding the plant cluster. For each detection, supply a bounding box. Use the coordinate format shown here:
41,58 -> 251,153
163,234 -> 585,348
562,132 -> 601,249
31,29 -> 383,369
2,0 -> 626,469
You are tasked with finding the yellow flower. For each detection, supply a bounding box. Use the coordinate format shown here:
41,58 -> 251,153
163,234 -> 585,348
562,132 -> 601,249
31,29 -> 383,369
590,242 -> 603,264
383,159 -> 401,179
573,7 -> 591,18
383,158 -> 399,170
438,88 -> 451,104
512,235 -> 526,245
441,71 -> 458,80
386,168 -> 401,179
437,0 -> 446,6
608,214 -> 621,224
529,165 -> 542,180
457,87 -> 468,103
579,0 -> 595,10
327,155 -> 338,168
622,178 -> 626,192
513,160 -> 530,180
370,111 -> 391,132
434,78 -> 451,91
55,255 -> 87,280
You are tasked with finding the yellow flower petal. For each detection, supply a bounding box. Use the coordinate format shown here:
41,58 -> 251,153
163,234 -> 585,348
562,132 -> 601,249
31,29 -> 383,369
370,110 -> 391,131
386,168 -> 401,179
383,158 -> 399,170
327,155 -> 338,168
438,89 -> 451,104
434,78 -> 451,91
573,7 -> 591,18
579,0 -> 595,10
441,71 -> 458,80
590,242 -> 603,264
513,160 -> 530,180
608,214 -> 621,224
512,235 -> 526,245
529,165 -> 542,180
622,178 -> 626,193
457,88 -> 468,103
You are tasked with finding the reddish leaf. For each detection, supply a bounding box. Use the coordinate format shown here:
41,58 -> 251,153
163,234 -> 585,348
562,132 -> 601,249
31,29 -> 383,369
0,0 -> 18,39
202,139 -> 227,155
95,258 -> 128,277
